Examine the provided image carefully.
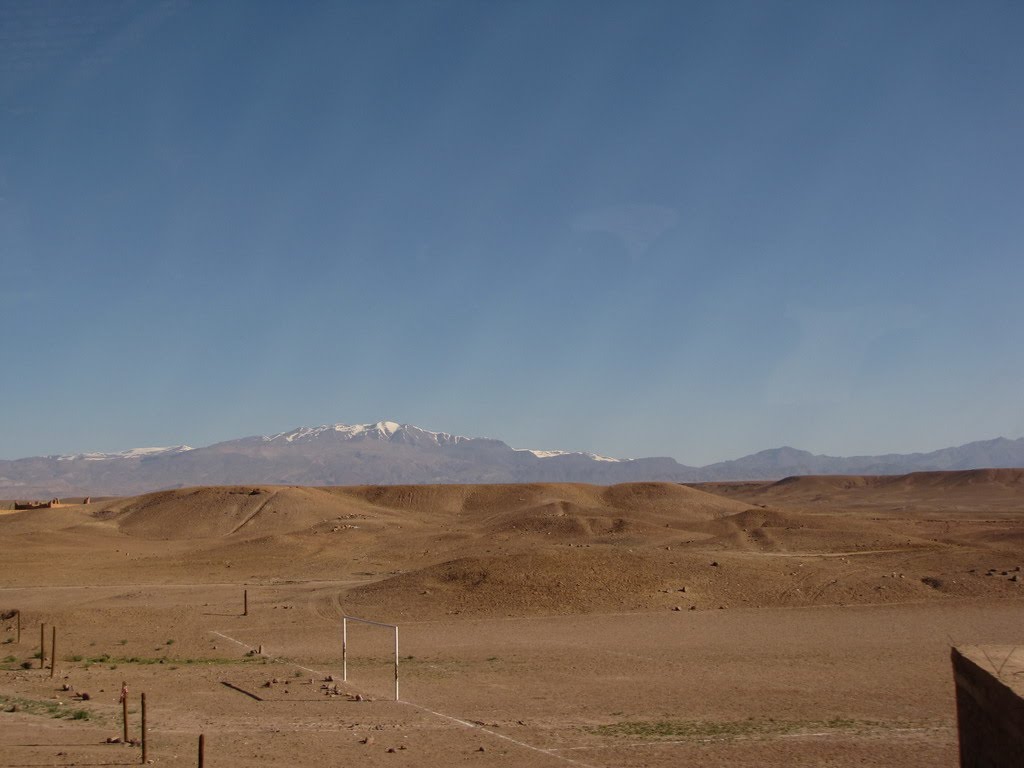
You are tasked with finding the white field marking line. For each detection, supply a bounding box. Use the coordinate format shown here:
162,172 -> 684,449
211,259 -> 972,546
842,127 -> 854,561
552,726 -> 940,751
0,578 -> 375,592
211,631 -> 599,767
209,630 -> 327,677
401,700 -> 600,768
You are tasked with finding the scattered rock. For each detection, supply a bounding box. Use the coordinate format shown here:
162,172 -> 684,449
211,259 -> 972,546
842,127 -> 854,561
3,704 -> 16,713
678,586 -> 687,592
386,747 -> 397,753
710,561 -> 719,567
672,606 -> 681,611
360,736 -> 374,745
477,746 -> 486,752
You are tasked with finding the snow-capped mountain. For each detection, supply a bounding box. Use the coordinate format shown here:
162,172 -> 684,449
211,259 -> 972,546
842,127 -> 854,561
56,445 -> 193,461
264,421 -> 470,448
2,421 -> 1022,498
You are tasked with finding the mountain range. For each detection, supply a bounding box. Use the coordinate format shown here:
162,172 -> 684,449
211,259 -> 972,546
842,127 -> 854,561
2,420 -> 1023,498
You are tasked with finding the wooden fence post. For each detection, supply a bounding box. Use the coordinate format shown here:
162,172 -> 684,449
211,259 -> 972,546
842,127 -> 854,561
140,692 -> 147,763
39,623 -> 45,669
243,589 -> 248,616
49,626 -> 56,678
198,733 -> 205,768
122,682 -> 129,742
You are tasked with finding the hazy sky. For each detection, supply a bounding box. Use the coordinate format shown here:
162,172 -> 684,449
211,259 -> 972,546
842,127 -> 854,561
2,1 -> 1022,464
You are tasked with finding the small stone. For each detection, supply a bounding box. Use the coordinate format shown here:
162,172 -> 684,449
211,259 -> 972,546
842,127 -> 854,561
386,747 -> 397,753
360,736 -> 374,745
689,606 -> 697,611
477,746 -> 486,752
710,561 -> 719,567
672,606 -> 681,611
1012,575 -> 1019,582
678,586 -> 687,592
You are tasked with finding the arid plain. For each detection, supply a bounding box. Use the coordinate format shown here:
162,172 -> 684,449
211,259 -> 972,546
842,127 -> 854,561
2,471 -> 1023,767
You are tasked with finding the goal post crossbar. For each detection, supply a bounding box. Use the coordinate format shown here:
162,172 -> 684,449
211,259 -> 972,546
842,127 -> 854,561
342,616 -> 400,701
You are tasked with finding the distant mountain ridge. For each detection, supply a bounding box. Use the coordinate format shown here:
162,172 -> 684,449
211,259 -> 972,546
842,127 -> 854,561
1,421 -> 1022,497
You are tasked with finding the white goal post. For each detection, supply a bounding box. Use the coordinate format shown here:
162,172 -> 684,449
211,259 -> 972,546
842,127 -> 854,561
342,616 -> 400,701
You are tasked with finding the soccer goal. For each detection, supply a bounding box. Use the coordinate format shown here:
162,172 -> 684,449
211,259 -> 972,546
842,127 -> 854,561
342,616 -> 400,701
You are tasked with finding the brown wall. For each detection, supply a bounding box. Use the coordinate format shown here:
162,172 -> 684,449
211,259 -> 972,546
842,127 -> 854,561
952,645 -> 1024,768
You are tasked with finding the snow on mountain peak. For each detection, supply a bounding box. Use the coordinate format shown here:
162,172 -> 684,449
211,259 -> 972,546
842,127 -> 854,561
266,421 -> 467,446
57,445 -> 193,461
515,448 -> 623,463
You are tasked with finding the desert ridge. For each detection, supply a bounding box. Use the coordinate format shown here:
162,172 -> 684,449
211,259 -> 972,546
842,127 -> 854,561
2,474 -> 1022,617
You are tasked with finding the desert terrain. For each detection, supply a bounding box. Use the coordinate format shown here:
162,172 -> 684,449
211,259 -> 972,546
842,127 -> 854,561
1,471 -> 1023,766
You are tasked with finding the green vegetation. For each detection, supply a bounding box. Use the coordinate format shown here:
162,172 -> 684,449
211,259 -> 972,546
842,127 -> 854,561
72,653 -> 265,667
589,717 -> 881,742
0,694 -> 95,722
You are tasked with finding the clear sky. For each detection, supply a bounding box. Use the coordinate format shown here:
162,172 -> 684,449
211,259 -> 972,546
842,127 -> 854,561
2,0 -> 1022,464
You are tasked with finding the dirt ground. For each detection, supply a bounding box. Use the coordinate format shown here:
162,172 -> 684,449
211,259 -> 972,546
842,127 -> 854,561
1,472 -> 1022,766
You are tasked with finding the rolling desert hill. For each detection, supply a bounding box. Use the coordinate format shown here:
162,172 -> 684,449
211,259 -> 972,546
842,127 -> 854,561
3,421 -> 1024,497
3,472 -> 1022,619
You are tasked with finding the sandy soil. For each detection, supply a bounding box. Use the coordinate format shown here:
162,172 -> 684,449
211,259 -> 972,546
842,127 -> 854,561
1,472 -> 1022,766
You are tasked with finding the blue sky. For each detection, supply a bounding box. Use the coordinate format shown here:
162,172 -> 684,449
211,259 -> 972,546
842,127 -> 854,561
2,0 -> 1022,464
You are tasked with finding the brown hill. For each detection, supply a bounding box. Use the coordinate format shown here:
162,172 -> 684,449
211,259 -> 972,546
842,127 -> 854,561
105,485 -> 378,539
694,468 -> 1024,514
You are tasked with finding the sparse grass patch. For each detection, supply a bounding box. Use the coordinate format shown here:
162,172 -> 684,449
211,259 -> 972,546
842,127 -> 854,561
589,717 -> 882,742
72,654 -> 263,667
0,694 -> 98,722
